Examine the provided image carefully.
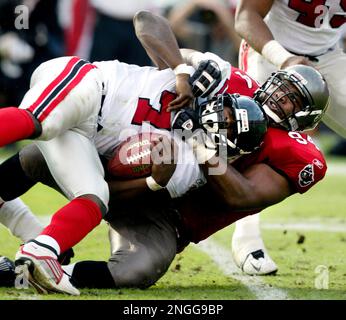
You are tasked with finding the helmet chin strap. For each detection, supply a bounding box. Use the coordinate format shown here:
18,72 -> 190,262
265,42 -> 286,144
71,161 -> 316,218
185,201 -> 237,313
263,104 -> 299,131
262,104 -> 282,124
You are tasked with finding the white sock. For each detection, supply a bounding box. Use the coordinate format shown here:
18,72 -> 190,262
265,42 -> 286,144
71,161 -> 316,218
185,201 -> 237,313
62,263 -> 76,277
35,235 -> 61,256
233,213 -> 261,240
0,198 -> 43,242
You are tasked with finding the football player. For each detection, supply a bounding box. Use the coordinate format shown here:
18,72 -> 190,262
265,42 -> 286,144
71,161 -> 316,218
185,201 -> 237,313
0,199 -> 42,288
0,12 -> 328,292
230,0 -> 346,275
0,92 -> 267,289
0,78 -> 328,289
0,11 -> 260,295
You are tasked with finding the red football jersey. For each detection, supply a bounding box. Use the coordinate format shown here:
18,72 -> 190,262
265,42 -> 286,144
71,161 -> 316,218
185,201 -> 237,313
233,127 -> 327,193
178,127 -> 327,245
218,66 -> 259,97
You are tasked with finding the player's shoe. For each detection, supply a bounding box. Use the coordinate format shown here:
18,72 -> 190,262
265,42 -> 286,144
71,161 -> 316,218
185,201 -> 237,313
14,240 -> 80,295
232,236 -> 278,275
0,256 -> 15,287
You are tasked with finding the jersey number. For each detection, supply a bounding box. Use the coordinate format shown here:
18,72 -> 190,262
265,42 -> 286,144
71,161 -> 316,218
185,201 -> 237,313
288,132 -> 320,150
234,71 -> 253,89
288,0 -> 346,28
131,90 -> 176,129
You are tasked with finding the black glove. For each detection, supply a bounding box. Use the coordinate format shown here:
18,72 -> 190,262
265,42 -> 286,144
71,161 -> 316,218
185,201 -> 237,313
172,107 -> 199,132
189,60 -> 222,98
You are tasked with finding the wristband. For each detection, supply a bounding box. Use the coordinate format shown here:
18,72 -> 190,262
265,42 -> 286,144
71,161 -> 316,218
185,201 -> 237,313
261,40 -> 295,68
174,63 -> 194,75
146,176 -> 164,191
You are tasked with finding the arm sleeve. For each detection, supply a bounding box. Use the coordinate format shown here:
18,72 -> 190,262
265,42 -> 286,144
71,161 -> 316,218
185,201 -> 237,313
265,131 -> 327,194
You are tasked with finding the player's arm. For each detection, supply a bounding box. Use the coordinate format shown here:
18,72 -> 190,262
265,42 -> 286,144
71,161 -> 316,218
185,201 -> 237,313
235,0 -> 312,69
133,10 -> 194,111
107,135 -> 177,201
180,48 -> 228,98
107,178 -> 155,201
201,159 -> 293,211
107,162 -> 174,201
235,0 -> 274,54
133,10 -> 183,70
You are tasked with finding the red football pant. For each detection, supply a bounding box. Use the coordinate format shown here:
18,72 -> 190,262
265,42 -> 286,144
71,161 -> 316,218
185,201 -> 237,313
41,198 -> 103,253
0,107 -> 37,147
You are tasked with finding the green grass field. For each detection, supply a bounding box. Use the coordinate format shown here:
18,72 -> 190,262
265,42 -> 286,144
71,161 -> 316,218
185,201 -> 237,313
0,144 -> 345,300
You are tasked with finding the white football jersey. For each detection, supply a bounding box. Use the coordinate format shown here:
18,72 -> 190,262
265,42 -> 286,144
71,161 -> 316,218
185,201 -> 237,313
93,60 -> 177,157
265,0 -> 346,55
165,133 -> 207,198
93,59 -> 207,198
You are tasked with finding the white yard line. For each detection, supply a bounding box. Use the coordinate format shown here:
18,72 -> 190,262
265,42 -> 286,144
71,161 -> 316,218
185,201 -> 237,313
326,163 -> 346,176
37,216 -> 346,233
194,239 -> 289,300
4,215 -> 344,300
193,219 -> 346,300
261,221 -> 346,232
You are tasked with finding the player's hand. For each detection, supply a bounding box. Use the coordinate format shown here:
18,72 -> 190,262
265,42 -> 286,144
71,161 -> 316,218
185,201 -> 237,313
189,60 -> 221,98
172,107 -> 199,133
151,135 -> 177,187
172,108 -> 217,163
0,32 -> 34,63
281,56 -> 315,69
167,74 -> 194,112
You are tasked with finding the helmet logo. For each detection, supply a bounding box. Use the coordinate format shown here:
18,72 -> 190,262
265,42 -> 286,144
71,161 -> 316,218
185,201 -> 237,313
182,119 -> 194,130
236,109 -> 249,132
290,71 -> 308,85
310,110 -> 323,115
298,164 -> 315,187
201,101 -> 219,133
313,159 -> 324,169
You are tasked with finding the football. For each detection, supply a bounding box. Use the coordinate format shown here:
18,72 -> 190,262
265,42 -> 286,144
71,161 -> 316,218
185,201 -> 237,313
107,132 -> 162,179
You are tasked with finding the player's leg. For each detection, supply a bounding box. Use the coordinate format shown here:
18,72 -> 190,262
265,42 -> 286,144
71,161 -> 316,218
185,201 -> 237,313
0,144 -> 65,249
0,256 -> 15,287
234,41 -> 278,275
232,214 -> 278,275
0,143 -> 65,245
0,143 -> 79,245
238,40 -> 277,84
0,56 -> 102,147
15,132 -> 109,295
317,47 -> 346,139
0,148 -> 42,283
66,205 -> 178,289
0,198 -> 43,288
0,144 -> 73,288
0,199 -> 43,243
0,145 -> 52,289
107,209 -> 177,288
0,151 -> 38,204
